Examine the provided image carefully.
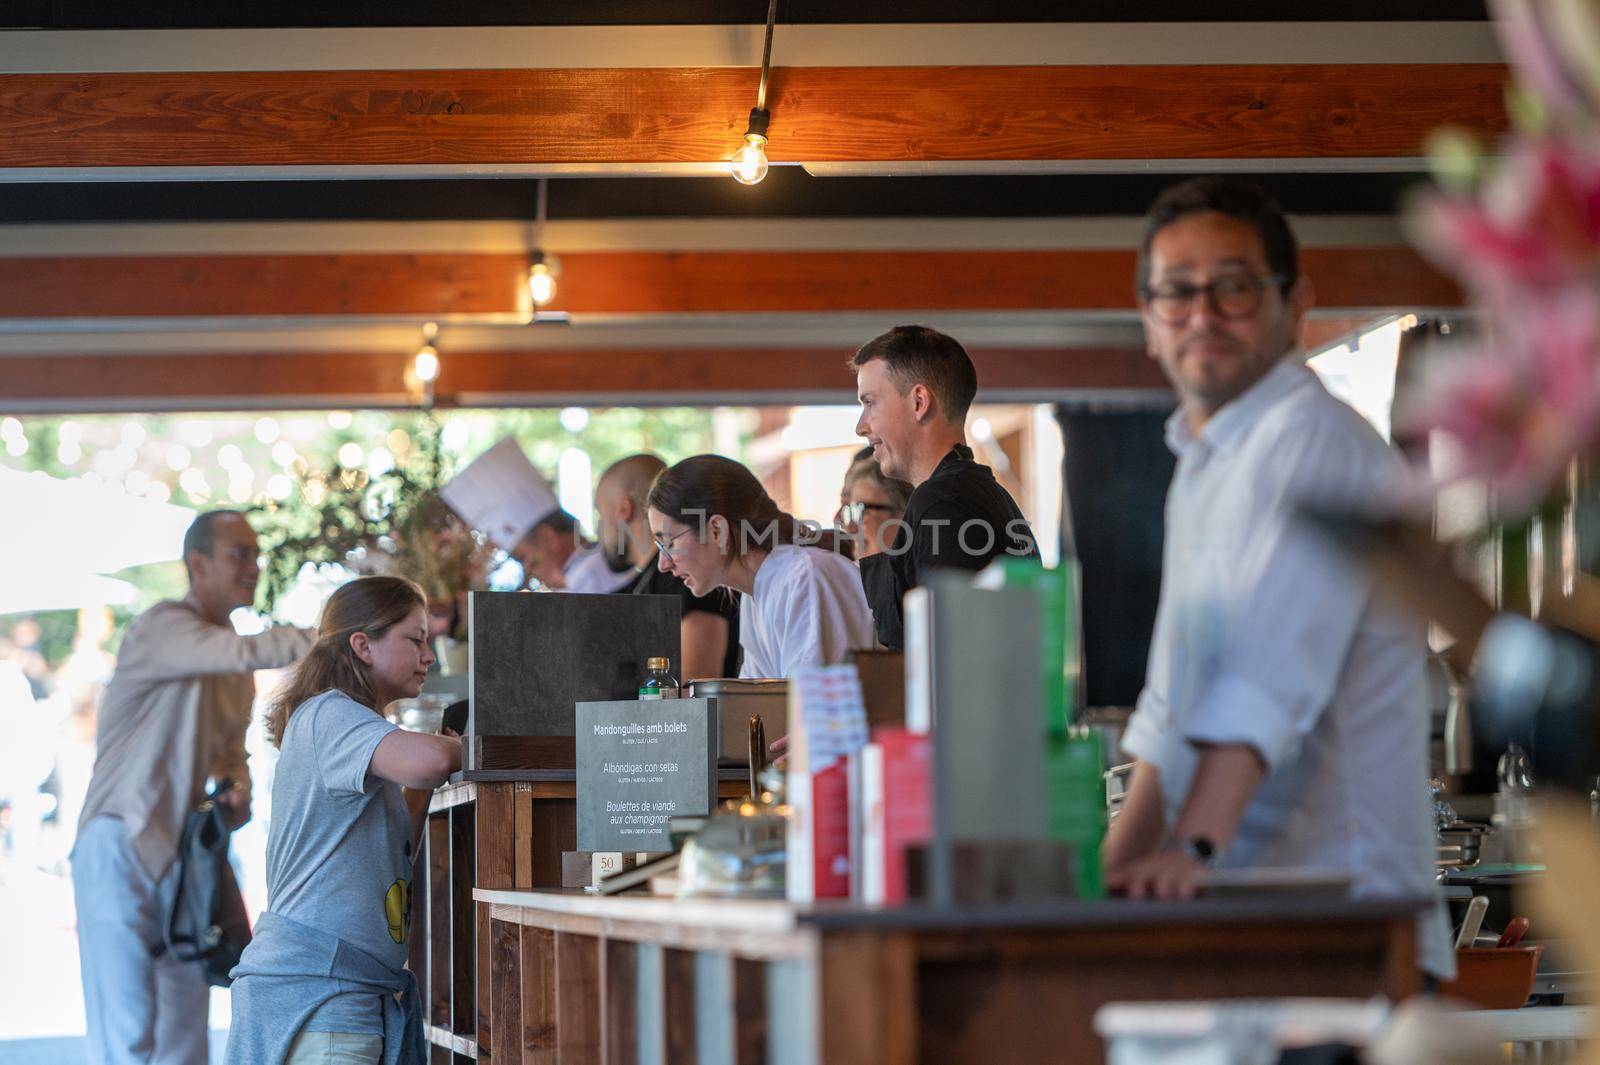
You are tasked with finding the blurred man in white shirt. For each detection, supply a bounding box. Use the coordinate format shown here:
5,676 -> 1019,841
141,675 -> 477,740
1102,177 -> 1451,980
74,510 -> 313,1063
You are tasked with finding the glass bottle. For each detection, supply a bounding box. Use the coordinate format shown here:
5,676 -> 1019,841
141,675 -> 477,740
1495,743 -> 1538,864
639,657 -> 680,700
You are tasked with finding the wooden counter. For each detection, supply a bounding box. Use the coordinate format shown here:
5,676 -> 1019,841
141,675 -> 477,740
413,769 -> 755,1064
471,887 -> 1425,1065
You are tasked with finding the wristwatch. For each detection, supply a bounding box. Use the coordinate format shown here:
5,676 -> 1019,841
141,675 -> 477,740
1164,834 -> 1218,867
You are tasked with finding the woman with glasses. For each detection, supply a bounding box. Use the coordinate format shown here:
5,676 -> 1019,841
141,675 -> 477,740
836,447 -> 914,561
648,454 -> 876,679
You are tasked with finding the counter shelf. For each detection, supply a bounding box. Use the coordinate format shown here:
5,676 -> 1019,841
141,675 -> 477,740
415,767 -> 755,1062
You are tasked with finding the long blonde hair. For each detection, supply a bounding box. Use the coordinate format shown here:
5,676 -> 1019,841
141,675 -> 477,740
265,575 -> 427,747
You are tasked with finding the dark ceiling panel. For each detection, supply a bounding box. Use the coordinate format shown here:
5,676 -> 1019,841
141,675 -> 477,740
3,0 -> 1487,28
553,172 -> 1428,219
0,172 -> 1428,223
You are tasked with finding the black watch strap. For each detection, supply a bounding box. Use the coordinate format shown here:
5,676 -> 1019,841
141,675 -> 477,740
1164,834 -> 1218,866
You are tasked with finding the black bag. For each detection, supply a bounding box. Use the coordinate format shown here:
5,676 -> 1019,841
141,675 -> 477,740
163,780 -> 252,987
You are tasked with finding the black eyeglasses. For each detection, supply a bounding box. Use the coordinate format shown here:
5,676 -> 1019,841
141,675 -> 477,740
1141,273 -> 1284,324
835,501 -> 895,526
653,526 -> 694,561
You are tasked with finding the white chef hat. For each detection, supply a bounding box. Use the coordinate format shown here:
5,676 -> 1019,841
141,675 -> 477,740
440,436 -> 560,549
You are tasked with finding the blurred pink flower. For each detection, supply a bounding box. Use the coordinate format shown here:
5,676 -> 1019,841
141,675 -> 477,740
1405,2 -> 1600,516
1418,139 -> 1600,291
1401,290 -> 1600,509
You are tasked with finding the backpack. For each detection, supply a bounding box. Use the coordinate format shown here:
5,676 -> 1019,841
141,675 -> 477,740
163,779 -> 252,987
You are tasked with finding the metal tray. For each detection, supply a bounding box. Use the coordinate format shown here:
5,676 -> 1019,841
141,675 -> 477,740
686,678 -> 789,764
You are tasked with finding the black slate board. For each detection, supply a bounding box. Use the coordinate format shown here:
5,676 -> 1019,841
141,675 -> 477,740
575,698 -> 718,852
468,590 -> 681,737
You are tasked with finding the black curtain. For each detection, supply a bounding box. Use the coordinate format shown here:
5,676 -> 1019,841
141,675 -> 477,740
1056,405 -> 1176,708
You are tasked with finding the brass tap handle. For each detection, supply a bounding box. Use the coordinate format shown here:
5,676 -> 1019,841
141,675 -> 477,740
748,715 -> 766,800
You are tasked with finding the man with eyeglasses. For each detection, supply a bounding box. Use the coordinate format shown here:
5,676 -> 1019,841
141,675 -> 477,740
74,509 -> 315,1063
1102,177 -> 1450,981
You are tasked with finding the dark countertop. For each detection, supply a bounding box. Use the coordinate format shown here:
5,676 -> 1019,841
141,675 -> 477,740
797,893 -> 1432,932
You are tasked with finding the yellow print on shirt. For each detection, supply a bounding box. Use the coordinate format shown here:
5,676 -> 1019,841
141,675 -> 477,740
384,878 -> 410,944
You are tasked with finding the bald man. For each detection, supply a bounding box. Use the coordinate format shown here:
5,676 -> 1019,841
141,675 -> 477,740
595,453 -> 741,680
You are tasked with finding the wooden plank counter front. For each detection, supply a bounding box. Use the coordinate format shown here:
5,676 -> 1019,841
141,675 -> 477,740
415,770 -> 754,1064
472,888 -> 1425,1065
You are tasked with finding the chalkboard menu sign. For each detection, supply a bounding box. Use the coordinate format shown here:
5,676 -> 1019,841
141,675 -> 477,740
576,698 -> 718,853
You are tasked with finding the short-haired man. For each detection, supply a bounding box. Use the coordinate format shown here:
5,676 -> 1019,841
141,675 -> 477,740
594,453 -> 741,680
73,509 -> 314,1063
1101,177 -> 1450,979
851,324 -> 1038,648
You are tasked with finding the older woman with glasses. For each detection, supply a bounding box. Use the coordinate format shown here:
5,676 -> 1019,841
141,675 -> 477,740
835,447 -> 914,561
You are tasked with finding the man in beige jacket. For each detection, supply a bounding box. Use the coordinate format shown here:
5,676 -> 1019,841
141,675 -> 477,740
72,510 -> 313,1064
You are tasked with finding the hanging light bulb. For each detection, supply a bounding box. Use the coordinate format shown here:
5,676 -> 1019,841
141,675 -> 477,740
407,322 -> 440,409
526,178 -> 560,312
413,343 -> 440,383
730,111 -> 770,186
528,255 -> 558,307
414,322 -> 441,382
730,0 -> 779,186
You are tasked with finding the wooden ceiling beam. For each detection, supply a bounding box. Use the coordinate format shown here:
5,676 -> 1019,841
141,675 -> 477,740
0,254 -> 530,319
0,246 -> 1460,319
0,345 -> 1169,412
0,64 -> 1507,169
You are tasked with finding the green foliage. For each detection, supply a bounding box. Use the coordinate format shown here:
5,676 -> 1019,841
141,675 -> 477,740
0,405 -> 745,652
251,415 -> 462,610
0,609 -> 79,669
248,407 -> 733,612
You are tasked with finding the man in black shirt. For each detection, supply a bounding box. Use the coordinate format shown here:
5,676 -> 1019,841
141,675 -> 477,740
594,453 -> 742,679
851,325 -> 1039,649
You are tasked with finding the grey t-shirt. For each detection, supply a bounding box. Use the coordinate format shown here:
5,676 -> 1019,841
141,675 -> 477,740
265,689 -> 414,1034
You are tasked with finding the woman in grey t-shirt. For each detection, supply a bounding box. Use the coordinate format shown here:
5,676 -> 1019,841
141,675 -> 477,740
226,577 -> 461,1065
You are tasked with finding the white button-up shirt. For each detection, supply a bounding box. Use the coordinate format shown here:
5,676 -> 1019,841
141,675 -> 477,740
1122,356 -> 1452,977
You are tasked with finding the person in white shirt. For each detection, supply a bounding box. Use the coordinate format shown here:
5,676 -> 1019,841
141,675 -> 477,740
73,509 -> 314,1064
1101,177 -> 1451,980
646,454 -> 875,679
